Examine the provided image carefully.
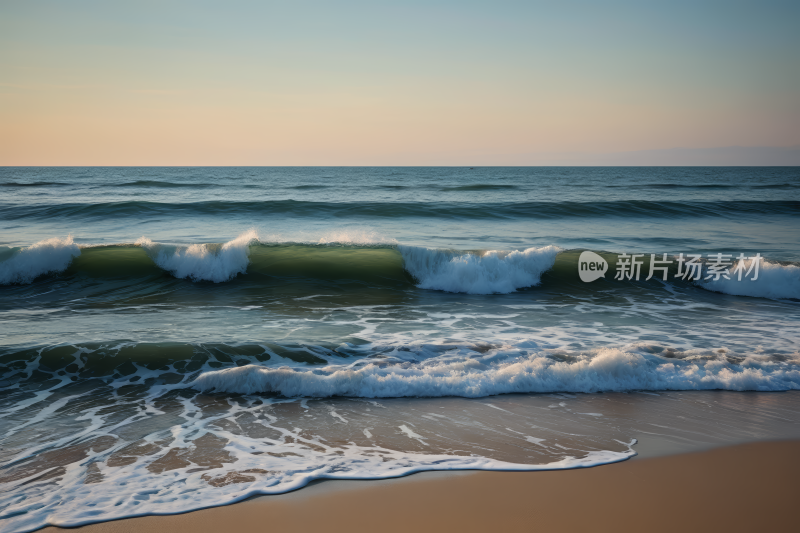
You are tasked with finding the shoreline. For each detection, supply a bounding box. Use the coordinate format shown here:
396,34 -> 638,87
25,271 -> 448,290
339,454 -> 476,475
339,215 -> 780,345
43,439 -> 800,533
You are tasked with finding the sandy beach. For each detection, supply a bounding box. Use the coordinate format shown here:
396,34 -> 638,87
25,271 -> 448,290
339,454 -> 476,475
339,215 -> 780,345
42,440 -> 799,533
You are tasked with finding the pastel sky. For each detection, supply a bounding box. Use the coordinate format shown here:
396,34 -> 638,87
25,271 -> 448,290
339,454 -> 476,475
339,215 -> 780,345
1,1 -> 798,165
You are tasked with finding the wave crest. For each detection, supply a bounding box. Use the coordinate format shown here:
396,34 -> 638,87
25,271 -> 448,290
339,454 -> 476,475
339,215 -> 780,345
0,236 -> 81,284
700,259 -> 800,300
192,346 -> 800,397
137,230 -> 258,283
400,245 -> 559,294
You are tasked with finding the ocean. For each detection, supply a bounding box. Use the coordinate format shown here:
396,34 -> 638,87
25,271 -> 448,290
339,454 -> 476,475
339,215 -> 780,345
1,166 -> 799,532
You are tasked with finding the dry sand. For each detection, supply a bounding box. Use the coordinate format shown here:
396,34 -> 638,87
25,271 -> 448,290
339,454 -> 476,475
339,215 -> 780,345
44,440 -> 799,533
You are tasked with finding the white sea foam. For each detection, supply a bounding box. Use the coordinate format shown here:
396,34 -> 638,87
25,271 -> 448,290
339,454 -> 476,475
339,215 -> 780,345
257,228 -> 397,246
0,433 -> 633,533
4,336 -> 800,532
399,245 -> 559,294
0,236 -> 81,285
700,259 -> 800,300
192,346 -> 800,397
136,230 -> 258,283
0,342 -> 642,532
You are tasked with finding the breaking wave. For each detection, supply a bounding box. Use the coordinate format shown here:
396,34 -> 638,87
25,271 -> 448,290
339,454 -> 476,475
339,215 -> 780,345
700,259 -> 800,300
136,230 -> 258,283
0,236 -> 80,284
191,346 -> 800,397
2,234 -> 799,300
400,245 -> 559,294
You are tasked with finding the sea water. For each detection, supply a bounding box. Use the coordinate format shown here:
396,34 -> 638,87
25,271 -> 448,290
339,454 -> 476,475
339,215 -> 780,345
1,167 -> 799,531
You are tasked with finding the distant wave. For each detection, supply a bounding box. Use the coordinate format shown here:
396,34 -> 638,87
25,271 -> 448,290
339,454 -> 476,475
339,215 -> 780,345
3,199 -> 798,220
751,183 -> 800,189
0,181 -> 68,187
608,183 -> 739,189
440,184 -> 519,191
115,180 -> 217,188
606,183 -> 800,190
286,184 -> 331,190
4,181 -> 797,191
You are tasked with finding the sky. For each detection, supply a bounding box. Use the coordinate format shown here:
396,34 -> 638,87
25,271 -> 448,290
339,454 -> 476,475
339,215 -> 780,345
1,0 -> 798,165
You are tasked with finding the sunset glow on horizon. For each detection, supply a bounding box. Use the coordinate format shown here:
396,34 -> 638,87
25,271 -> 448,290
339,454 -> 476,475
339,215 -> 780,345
1,1 -> 798,166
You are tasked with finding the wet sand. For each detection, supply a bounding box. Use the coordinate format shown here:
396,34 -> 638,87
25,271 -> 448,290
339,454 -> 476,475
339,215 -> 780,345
44,439 -> 799,533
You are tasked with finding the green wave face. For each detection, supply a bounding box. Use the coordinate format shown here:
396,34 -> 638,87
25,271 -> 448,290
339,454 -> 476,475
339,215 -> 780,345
53,243 -> 416,287
247,244 -> 412,283
67,245 -> 163,278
